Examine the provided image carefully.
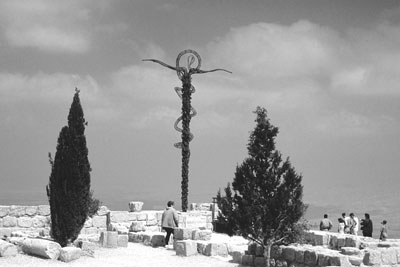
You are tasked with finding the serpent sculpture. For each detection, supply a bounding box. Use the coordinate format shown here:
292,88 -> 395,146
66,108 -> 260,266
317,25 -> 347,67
143,49 -> 231,211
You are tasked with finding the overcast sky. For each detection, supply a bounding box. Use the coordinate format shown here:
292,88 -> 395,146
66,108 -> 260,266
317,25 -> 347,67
1,0 -> 399,210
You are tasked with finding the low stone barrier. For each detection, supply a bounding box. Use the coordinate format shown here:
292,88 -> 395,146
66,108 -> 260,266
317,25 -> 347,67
0,202 -> 214,240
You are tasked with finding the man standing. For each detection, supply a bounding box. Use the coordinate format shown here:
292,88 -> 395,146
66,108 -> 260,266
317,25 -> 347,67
320,214 -> 333,231
161,200 -> 179,246
361,213 -> 373,237
350,213 -> 359,235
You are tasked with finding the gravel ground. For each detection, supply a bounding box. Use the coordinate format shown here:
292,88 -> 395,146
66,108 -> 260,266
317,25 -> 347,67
0,235 -> 248,267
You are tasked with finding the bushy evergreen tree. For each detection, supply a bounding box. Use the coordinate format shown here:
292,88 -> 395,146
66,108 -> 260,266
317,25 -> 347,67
46,88 -> 92,247
217,107 -> 308,267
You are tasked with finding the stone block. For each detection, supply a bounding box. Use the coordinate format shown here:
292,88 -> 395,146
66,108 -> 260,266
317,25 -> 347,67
345,236 -> 360,248
255,256 -> 266,267
176,240 -> 198,256
84,217 -> 93,228
197,241 -> 208,254
242,255 -> 255,266
348,255 -> 363,266
174,228 -> 193,241
394,247 -> 400,264
127,212 -> 137,221
110,211 -> 129,223
317,252 -> 331,266
9,206 -> 27,217
248,242 -> 257,255
136,212 -> 147,221
3,216 -> 17,227
117,234 -> 128,247
314,231 -> 329,246
150,234 -> 165,247
37,205 -> 50,216
337,236 -> 346,248
99,231 -> 118,248
329,234 -> 338,249
192,229 -> 212,241
304,249 -> 318,266
96,206 -> 110,216
130,221 -> 146,232
295,248 -> 305,263
0,228 -> 12,238
25,206 -> 38,216
0,206 -> 10,218
59,247 -> 81,262
231,250 -> 244,264
0,239 -> 18,257
146,218 -> 158,226
17,217 -> 33,228
128,202 -> 144,212
204,243 -> 229,257
340,247 -> 361,256
142,233 -> 153,246
282,246 -> 296,262
330,254 -> 352,266
363,249 -> 382,266
92,215 -> 107,228
128,232 -> 143,243
381,248 -> 397,265
77,240 -> 96,257
32,216 -> 47,228
108,223 -> 129,234
22,238 -> 61,260
145,225 -> 160,232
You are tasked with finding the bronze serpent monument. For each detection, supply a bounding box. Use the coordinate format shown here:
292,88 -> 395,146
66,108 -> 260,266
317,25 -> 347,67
143,49 -> 231,211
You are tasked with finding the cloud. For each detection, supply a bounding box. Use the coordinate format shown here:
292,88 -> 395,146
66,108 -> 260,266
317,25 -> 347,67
313,110 -> 396,137
206,20 -> 340,80
0,0 -> 92,53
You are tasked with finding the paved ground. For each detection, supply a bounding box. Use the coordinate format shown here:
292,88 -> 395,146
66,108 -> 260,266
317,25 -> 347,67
0,242 -> 245,267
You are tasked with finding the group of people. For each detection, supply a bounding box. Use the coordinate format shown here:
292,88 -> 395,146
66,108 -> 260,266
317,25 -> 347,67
320,213 -> 388,240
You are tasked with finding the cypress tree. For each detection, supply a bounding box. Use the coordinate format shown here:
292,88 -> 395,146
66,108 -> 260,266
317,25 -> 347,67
216,107 -> 308,267
47,88 -> 91,247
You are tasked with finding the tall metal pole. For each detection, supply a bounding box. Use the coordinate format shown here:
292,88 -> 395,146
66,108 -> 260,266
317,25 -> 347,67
143,49 -> 231,211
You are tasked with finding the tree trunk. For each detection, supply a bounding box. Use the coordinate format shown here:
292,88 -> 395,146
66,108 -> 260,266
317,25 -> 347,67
180,74 -> 192,212
264,243 -> 272,267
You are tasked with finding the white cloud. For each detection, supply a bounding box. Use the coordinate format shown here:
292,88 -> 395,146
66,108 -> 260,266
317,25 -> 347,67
0,0 -> 92,53
313,110 -> 395,137
206,20 -> 339,80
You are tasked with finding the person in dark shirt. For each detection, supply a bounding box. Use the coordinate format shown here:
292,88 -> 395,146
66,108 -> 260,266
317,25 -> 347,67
360,213 -> 373,237
161,200 -> 179,246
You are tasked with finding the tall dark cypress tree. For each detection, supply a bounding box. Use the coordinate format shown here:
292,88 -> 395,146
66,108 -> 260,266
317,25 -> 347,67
47,88 -> 91,247
217,107 -> 308,267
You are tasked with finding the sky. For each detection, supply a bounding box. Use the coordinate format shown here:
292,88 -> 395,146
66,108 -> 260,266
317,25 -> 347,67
1,0 -> 400,215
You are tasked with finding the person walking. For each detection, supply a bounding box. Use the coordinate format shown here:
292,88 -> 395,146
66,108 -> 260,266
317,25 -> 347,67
380,220 -> 388,241
361,213 -> 373,237
320,214 -> 333,231
161,200 -> 179,246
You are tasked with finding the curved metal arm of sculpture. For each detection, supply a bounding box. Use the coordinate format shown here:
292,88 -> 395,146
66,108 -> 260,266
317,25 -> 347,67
142,59 -> 176,71
190,68 -> 232,75
173,86 -> 197,149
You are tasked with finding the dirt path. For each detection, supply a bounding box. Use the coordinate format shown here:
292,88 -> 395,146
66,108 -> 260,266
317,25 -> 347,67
0,242 -> 244,267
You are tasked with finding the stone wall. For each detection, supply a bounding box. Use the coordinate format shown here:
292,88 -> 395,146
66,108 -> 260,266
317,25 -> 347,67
0,205 -> 51,238
0,202 -> 214,239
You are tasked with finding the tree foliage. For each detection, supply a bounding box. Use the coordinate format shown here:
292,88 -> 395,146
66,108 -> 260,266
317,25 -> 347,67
46,89 -> 93,247
216,107 -> 308,266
